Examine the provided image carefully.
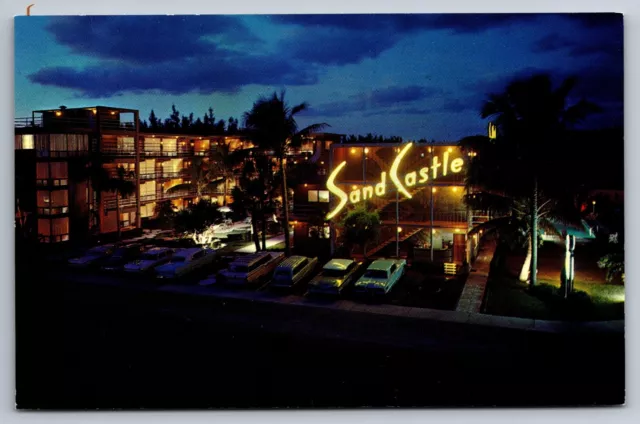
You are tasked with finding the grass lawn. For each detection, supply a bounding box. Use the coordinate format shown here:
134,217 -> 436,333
484,241 -> 624,321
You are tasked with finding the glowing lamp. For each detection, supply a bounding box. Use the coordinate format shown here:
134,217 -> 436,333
55,111 -> 62,117
432,187 -> 437,193
397,227 -> 402,233
364,148 -> 369,154
350,148 -> 356,154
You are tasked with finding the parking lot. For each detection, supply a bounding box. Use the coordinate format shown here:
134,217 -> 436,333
55,233 -> 469,311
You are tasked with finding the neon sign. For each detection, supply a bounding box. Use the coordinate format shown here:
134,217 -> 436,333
326,143 -> 464,219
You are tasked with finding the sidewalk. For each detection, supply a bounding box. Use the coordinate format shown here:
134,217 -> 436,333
456,237 -> 496,313
235,234 -> 285,253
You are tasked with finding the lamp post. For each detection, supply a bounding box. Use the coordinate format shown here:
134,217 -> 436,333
592,200 -> 596,214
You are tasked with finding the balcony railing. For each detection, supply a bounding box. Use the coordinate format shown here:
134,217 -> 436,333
15,116 -> 138,131
139,170 -> 187,180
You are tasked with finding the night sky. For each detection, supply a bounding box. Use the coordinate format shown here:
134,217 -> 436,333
14,14 -> 623,140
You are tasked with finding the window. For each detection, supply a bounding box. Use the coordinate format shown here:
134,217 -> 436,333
36,162 -> 68,186
15,134 -> 34,150
37,217 -> 69,242
117,136 -> 135,155
37,190 -> 69,215
389,264 -> 397,275
308,190 -> 329,203
308,224 -> 330,239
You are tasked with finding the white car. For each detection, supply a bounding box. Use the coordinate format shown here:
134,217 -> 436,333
307,259 -> 362,296
123,247 -> 174,273
68,244 -> 116,268
353,259 -> 407,295
271,255 -> 318,288
155,247 -> 217,279
218,251 -> 285,285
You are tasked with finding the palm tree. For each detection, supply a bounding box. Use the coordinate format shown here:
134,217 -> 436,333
106,166 -> 136,240
243,91 -> 328,256
211,141 -> 240,205
477,74 -> 599,287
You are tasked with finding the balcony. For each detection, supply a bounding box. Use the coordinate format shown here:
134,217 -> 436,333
15,115 -> 137,132
139,170 -> 188,180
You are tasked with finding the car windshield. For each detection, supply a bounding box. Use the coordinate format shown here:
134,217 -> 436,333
323,268 -> 348,278
274,269 -> 289,277
363,269 -> 388,279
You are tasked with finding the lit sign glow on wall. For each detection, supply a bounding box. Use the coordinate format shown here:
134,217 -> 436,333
325,143 -> 464,219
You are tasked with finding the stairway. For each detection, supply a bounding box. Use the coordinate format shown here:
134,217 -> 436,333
365,228 -> 423,258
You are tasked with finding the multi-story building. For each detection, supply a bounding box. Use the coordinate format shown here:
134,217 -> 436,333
15,106 -> 250,244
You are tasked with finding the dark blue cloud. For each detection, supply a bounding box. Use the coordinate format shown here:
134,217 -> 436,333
303,85 -> 443,117
532,33 -> 622,60
272,14 -> 537,34
29,53 -> 318,97
46,15 -> 260,64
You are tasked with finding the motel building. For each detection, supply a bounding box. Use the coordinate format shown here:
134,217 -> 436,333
291,142 -> 487,268
14,106 -> 254,244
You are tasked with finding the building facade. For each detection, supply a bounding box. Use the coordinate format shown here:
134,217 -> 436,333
290,142 -> 485,265
15,106 -> 250,244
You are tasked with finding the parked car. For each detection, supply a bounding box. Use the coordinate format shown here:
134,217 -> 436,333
155,247 -> 217,279
271,255 -> 318,288
123,247 -> 174,274
218,252 -> 285,285
101,243 -> 146,272
353,259 -> 407,295
68,244 -> 116,268
307,258 -> 362,296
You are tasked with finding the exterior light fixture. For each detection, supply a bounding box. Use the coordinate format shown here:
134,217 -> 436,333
190,141 -> 194,147
55,111 -> 62,117
428,147 -> 432,153
364,148 -> 369,154
350,148 -> 356,154
397,227 -> 402,233
320,161 -> 325,165
432,187 -> 437,193
304,184 -> 308,187
160,140 -> 164,145
110,111 -> 116,115
452,187 -> 459,192
92,109 -> 97,115
455,228 -> 460,233
420,153 -> 425,158
352,185 -> 358,190
592,200 -> 596,205
448,147 -> 453,152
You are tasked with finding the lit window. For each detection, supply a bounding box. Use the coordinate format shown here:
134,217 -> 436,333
308,190 -> 319,202
22,135 -> 34,149
318,190 -> 330,203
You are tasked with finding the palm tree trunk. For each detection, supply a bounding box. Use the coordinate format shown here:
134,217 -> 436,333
261,216 -> 267,251
519,238 -> 532,282
116,191 -> 121,240
530,177 -> 538,287
223,177 -> 228,206
251,210 -> 260,252
280,157 -> 291,256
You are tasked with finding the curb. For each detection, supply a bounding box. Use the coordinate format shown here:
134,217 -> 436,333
158,284 -> 624,335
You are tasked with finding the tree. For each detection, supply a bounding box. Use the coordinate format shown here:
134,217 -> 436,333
339,205 -> 381,259
475,74 -> 599,287
227,117 -> 239,134
211,141 -> 243,206
154,200 -> 177,230
243,90 -> 328,256
106,166 -> 136,240
148,110 -> 159,130
174,199 -> 222,243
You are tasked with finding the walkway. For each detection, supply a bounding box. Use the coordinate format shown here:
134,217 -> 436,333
235,234 -> 285,253
456,237 -> 496,313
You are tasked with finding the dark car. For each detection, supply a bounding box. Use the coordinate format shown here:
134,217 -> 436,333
101,243 -> 146,272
